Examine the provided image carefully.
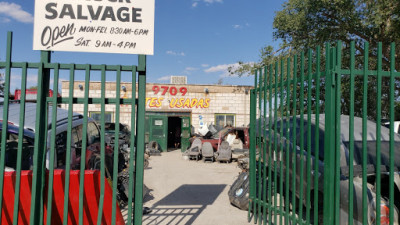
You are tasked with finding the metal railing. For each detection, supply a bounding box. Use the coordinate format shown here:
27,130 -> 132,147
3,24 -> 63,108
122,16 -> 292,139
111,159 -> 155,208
249,41 -> 400,224
0,31 -> 146,225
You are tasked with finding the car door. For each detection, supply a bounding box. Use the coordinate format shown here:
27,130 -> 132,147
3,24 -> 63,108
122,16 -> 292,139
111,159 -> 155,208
149,115 -> 168,151
54,126 -> 82,169
180,117 -> 191,152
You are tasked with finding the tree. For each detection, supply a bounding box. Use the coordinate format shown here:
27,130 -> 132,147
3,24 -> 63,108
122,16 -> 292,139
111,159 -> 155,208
274,0 -> 400,67
230,0 -> 400,119
227,46 -> 277,77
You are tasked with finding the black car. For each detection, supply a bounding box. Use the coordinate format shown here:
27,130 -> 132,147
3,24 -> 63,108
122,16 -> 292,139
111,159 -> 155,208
0,121 -> 35,171
0,104 -> 135,206
267,115 -> 400,224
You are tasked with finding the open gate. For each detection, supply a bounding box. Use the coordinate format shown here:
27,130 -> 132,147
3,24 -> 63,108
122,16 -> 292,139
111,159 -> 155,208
0,32 -> 147,224
249,41 -> 400,225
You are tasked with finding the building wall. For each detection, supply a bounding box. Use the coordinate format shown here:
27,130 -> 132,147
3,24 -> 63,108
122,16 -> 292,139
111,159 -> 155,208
61,82 -> 252,132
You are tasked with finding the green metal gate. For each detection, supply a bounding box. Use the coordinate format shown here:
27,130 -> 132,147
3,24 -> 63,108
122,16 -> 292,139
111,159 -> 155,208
0,31 -> 147,224
249,41 -> 400,224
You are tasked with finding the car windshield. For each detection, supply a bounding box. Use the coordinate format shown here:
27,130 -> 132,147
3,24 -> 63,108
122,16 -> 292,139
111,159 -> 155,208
87,122 -> 100,145
103,123 -> 130,134
213,127 -> 231,139
343,141 -> 400,171
0,130 -> 34,170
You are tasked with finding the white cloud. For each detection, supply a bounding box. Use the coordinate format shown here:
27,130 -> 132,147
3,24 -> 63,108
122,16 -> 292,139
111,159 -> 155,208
166,50 -> 185,56
201,64 -> 209,68
204,0 -> 223,3
157,76 -> 171,81
204,63 -> 251,78
185,67 -> 198,71
0,2 -> 33,23
233,23 -> 250,30
192,0 -> 223,7
0,17 -> 10,23
204,63 -> 237,73
184,67 -> 198,74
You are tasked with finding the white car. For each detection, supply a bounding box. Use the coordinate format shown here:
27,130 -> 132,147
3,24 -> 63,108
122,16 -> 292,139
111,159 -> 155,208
383,121 -> 400,134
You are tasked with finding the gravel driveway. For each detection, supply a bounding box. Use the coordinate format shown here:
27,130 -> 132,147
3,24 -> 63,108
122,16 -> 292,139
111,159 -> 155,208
141,150 -> 249,225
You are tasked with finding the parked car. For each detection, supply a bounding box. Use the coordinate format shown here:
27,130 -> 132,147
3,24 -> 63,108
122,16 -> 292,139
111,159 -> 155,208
266,115 -> 400,224
0,121 -> 35,171
382,120 -> 400,134
0,103 -> 132,205
0,103 -> 110,169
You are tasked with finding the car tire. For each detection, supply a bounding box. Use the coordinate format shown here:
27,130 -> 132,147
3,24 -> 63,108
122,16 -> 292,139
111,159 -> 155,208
148,141 -> 158,150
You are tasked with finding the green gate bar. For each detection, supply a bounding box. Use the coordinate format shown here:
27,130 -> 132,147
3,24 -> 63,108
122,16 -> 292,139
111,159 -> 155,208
13,62 -> 28,225
334,42 -> 341,225
134,55 -> 147,224
375,42 -> 383,225
63,64 -> 75,225
78,64 -> 91,225
262,65 -> 268,225
273,62 -> 278,225
323,42 -> 335,225
361,42 -> 369,225
0,31 -> 12,223
313,46 -> 321,225
305,49 -> 312,224
111,66 -> 122,225
46,63 -> 60,225
298,51 -> 305,225
389,43 -> 396,225
127,66 -> 138,225
291,55 -> 298,224
279,60 -> 284,225
284,57 -> 291,225
267,64 -> 273,225
31,50 -> 51,225
96,65 -> 107,225
348,41 -> 355,225
259,67 -> 265,224
248,85 -> 256,222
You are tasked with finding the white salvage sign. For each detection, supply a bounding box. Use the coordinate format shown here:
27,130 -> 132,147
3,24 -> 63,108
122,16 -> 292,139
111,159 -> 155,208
33,0 -> 155,55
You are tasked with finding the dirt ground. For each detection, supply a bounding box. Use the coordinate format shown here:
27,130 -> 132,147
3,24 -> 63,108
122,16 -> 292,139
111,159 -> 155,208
141,150 -> 249,225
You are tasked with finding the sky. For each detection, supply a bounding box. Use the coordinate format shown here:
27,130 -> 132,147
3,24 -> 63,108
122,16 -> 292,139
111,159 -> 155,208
0,0 -> 285,92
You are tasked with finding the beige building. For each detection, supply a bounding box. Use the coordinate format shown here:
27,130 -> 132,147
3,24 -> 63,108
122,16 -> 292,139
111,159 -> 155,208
61,81 -> 252,151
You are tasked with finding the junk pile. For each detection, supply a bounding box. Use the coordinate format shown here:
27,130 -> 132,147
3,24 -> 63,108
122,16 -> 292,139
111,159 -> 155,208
193,123 -> 218,139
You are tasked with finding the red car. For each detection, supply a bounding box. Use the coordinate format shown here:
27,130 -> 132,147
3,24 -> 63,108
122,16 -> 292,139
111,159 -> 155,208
190,126 -> 250,151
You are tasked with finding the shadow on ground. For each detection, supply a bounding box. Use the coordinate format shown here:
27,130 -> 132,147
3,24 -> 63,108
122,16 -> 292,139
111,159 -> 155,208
142,184 -> 226,225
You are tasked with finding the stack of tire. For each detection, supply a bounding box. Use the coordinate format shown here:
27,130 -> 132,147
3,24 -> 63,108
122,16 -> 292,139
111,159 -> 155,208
146,141 -> 161,156
237,155 -> 249,171
228,172 -> 249,210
